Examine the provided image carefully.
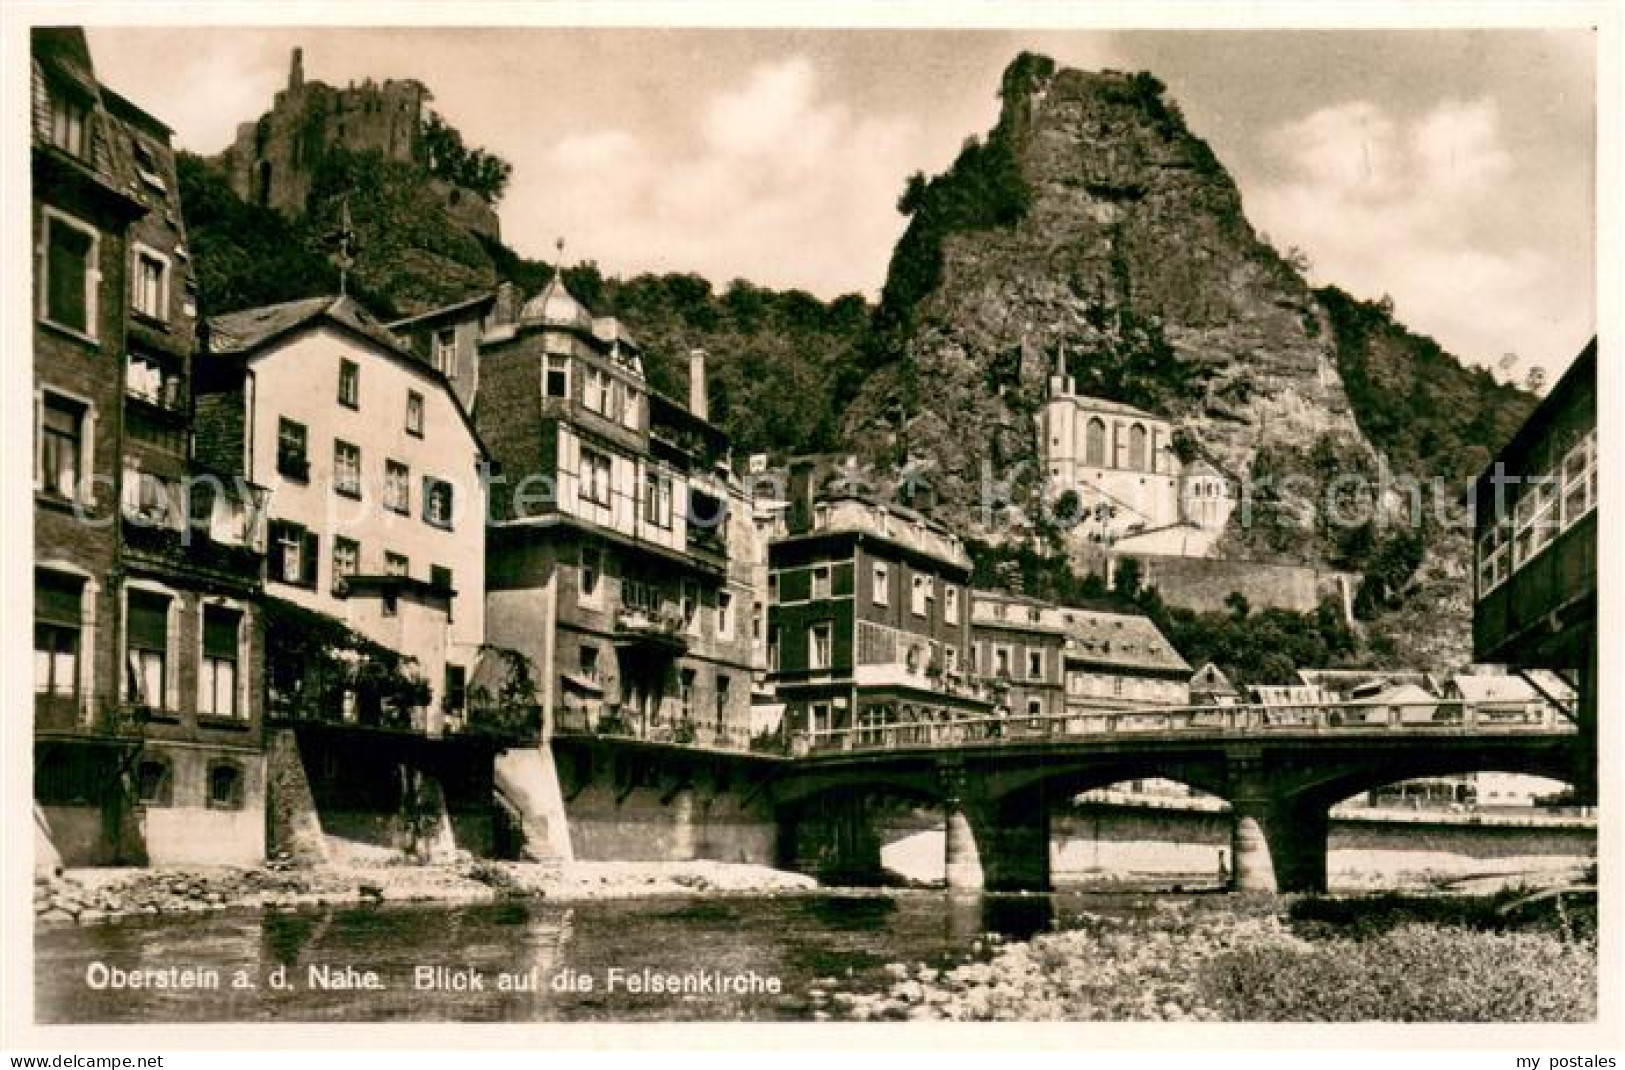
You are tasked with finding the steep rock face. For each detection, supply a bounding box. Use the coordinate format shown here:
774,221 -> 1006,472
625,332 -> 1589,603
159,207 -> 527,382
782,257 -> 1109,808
847,59 -> 1368,549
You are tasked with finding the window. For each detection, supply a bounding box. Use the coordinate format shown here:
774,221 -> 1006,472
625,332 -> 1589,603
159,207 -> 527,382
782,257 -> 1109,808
206,761 -> 244,810
405,390 -> 424,436
385,552 -> 409,577
911,574 -> 930,617
944,646 -> 958,675
679,668 -> 696,720
872,563 -> 889,606
423,476 -> 454,529
945,585 -> 960,624
199,605 -> 242,718
136,759 -> 172,806
768,573 -> 779,605
752,603 -> 763,643
42,210 -> 98,336
1027,698 -> 1044,723
583,366 -> 609,415
1028,649 -> 1044,680
35,570 -> 83,704
767,626 -> 781,672
643,469 -> 673,529
812,566 -> 831,600
47,90 -> 88,156
1085,417 -> 1106,467
813,503 -> 829,529
1560,431 -> 1597,530
384,460 -> 410,514
268,520 -> 317,588
717,589 -> 734,640
433,329 -> 456,376
1128,423 -> 1148,470
431,565 -> 453,593
131,140 -> 166,191
716,675 -> 731,731
579,448 -> 612,507
132,247 -> 167,320
580,545 -> 602,604
338,358 -> 359,408
122,468 -> 182,529
39,394 -> 85,500
1113,677 -> 1125,697
994,646 -> 1011,677
621,386 -> 640,430
334,440 -> 361,498
332,537 -> 359,594
681,580 -> 699,631
544,355 -> 569,398
125,589 -> 170,709
276,418 -> 309,480
1477,521 -> 1510,597
809,623 -> 832,670
580,646 -> 600,682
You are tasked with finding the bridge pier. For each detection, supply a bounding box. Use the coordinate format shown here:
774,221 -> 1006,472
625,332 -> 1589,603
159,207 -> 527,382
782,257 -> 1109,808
782,792 -> 885,885
974,804 -> 1051,892
1229,795 -> 1328,894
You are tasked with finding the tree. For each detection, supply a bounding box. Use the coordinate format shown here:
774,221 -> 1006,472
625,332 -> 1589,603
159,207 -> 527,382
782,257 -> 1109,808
1224,591 -> 1251,621
420,111 -> 513,205
1524,366 -> 1548,395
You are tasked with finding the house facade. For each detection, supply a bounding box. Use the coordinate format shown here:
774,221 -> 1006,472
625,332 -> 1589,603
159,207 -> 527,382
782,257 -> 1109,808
398,274 -> 760,750
105,87 -> 271,865
769,461 -> 991,747
33,28 -> 150,866
1472,338 -> 1596,799
971,591 -> 1191,722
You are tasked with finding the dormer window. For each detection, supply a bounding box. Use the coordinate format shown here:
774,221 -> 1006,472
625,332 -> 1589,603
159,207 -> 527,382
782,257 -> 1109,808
47,89 -> 88,157
433,328 -> 456,377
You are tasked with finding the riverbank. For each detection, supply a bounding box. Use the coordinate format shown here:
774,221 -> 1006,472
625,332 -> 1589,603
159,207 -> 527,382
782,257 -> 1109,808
33,859 -> 817,926
826,888 -> 1596,1023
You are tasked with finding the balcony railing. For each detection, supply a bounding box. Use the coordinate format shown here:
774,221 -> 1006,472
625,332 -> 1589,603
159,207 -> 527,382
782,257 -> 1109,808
121,516 -> 264,578
795,698 -> 1573,756
613,605 -> 690,654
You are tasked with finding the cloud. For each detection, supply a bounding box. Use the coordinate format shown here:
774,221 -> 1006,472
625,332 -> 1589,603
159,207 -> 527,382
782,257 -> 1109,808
1248,97 -> 1590,378
506,56 -> 922,296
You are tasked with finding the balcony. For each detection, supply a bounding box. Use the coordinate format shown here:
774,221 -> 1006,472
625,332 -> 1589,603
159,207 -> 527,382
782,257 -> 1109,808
122,515 -> 264,581
613,605 -> 690,656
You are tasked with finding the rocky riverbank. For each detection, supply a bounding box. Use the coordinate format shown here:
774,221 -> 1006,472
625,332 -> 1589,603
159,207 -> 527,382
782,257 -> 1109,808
34,859 -> 817,925
818,891 -> 1596,1023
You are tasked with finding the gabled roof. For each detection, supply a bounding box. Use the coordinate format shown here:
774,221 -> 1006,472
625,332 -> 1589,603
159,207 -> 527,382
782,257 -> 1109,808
1190,661 -> 1239,695
204,294 -> 488,460
207,294 -> 412,358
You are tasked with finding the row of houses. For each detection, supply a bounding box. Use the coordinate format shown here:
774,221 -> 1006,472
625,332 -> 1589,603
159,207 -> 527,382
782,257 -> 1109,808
34,30 -> 1591,870
32,30 -> 1207,870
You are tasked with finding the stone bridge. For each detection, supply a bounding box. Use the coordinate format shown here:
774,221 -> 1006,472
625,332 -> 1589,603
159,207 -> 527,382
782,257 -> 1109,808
552,699 -> 1580,894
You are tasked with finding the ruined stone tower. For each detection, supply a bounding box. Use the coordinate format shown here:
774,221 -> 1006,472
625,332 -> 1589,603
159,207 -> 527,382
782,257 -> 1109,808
215,47 -> 499,240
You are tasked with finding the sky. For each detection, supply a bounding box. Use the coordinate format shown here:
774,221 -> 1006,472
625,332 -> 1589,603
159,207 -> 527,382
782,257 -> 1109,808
85,24 -> 1597,382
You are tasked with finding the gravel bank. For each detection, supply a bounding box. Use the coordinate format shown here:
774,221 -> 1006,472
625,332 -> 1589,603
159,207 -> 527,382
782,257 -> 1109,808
34,859 -> 817,925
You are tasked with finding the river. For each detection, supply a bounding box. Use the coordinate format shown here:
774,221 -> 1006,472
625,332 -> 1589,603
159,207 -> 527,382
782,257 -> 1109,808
37,887 -> 1184,1023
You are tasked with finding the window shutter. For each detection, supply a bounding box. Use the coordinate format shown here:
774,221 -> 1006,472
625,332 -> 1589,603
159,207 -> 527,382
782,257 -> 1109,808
36,570 -> 85,626
127,591 -> 169,649
301,532 -> 319,587
203,607 -> 241,659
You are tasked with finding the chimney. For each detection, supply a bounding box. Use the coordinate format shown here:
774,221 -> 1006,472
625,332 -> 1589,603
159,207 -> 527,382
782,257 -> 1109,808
492,281 -> 518,326
289,47 -> 305,91
688,348 -> 709,421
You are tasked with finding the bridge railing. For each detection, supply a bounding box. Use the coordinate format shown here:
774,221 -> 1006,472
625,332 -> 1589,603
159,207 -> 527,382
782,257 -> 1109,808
795,698 -> 1570,756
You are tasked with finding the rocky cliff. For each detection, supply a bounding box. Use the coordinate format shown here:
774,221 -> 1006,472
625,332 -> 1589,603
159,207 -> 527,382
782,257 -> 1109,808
846,56 -> 1373,553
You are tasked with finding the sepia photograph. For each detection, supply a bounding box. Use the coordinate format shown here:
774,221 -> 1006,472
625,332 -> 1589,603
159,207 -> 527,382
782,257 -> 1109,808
6,2 -> 1615,1046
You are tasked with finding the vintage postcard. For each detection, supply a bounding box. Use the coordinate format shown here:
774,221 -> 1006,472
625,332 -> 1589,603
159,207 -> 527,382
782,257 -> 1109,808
4,0 -> 1618,1053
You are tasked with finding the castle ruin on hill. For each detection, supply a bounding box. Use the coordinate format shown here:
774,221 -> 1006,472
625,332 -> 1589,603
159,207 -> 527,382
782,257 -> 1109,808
215,47 -> 501,241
